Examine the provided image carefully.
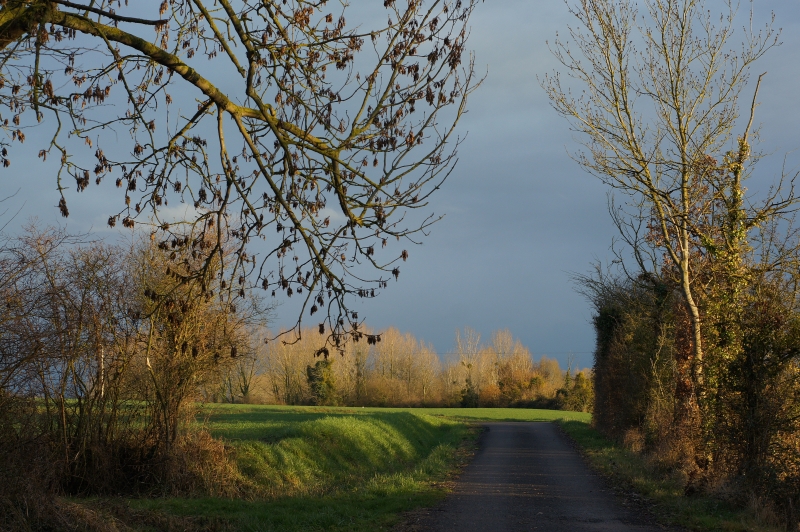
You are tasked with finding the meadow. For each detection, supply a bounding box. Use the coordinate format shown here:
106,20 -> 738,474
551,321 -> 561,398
120,406 -> 588,531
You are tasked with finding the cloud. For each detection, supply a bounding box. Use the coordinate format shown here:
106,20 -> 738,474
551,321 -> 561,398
2,0 -> 799,370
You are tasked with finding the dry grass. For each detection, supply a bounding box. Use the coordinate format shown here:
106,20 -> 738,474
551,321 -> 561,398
0,426 -> 241,531
166,430 -> 242,498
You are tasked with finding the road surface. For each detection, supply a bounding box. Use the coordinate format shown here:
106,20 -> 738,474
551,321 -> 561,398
402,422 -> 678,531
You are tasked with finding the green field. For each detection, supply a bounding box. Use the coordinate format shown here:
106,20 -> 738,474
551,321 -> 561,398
123,406 -> 585,531
200,404 -> 591,440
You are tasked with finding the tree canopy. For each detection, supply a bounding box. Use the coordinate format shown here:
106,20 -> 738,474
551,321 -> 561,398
0,0 -> 480,345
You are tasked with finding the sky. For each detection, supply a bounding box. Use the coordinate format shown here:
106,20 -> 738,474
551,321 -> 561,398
2,0 -> 799,369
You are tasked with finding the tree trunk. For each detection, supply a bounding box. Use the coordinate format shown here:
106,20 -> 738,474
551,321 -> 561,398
682,277 -> 705,392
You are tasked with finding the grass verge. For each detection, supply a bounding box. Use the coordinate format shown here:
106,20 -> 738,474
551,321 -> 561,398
557,419 -> 784,532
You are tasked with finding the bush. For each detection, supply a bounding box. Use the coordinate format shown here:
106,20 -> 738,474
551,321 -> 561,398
460,378 -> 479,408
307,359 -> 338,406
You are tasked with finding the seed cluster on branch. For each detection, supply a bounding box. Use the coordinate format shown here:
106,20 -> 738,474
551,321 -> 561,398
0,0 -> 482,349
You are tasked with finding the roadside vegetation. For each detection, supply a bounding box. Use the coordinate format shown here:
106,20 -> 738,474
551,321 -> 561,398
0,227 -> 269,530
129,409 -> 474,532
545,0 -> 800,529
560,419 -> 786,532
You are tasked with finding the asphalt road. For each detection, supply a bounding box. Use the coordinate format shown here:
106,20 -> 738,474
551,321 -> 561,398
405,422 -> 676,532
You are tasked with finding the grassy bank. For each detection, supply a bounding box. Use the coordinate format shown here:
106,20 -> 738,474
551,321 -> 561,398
558,419 -> 784,532
128,408 -> 476,531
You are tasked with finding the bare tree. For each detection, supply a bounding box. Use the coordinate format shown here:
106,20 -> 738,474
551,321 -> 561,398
262,329 -> 313,404
416,341 -> 439,404
133,236 -> 264,450
0,0 -> 481,344
454,326 -> 480,386
542,0 -> 781,405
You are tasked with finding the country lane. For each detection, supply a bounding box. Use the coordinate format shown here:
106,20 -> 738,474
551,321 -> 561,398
403,422 -> 681,531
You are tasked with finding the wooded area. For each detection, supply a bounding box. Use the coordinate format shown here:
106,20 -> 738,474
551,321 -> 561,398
0,226 -> 263,526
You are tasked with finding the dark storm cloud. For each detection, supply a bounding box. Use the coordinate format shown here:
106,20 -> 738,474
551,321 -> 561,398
349,0 -> 800,368
2,0 -> 798,370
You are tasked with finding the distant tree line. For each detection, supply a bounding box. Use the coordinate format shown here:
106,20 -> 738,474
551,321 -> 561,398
241,326 -> 593,412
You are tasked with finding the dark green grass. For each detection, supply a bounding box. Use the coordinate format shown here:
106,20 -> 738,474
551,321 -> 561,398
558,420 -> 782,532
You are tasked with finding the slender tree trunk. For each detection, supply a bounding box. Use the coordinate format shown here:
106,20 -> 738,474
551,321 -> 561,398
681,272 -> 705,392
98,345 -> 105,400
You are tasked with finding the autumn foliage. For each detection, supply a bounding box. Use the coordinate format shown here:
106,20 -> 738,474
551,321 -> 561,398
254,326 -> 592,411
